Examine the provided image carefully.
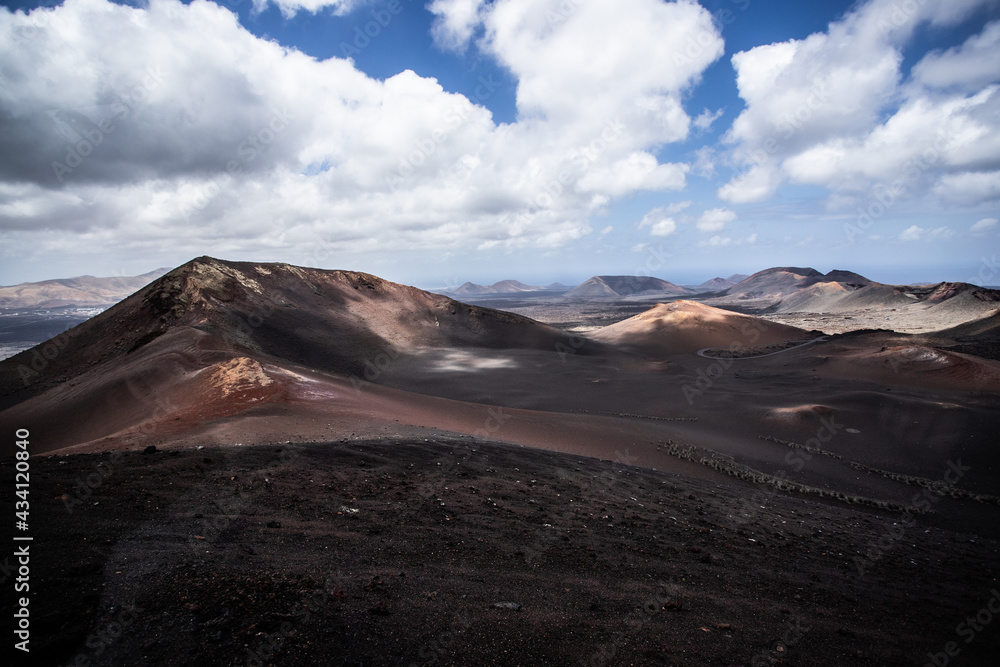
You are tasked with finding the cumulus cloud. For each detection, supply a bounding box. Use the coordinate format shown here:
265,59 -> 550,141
693,108 -> 723,132
696,207 -> 736,233
933,170 -> 1000,205
638,208 -> 678,237
0,0 -> 722,263
900,225 -> 954,241
698,232 -> 756,247
479,0 -> 722,136
428,0 -> 486,52
912,21 -> 1000,91
718,0 -> 1000,207
663,200 -> 693,215
251,0 -> 358,19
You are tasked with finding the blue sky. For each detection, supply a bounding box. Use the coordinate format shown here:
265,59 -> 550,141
0,0 -> 998,289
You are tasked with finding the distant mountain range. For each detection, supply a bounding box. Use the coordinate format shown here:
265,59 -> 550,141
563,275 -> 692,299
443,273 -> 749,297
687,275 -> 750,292
450,280 -> 569,295
2,256 -> 999,454
704,267 -> 1000,317
0,269 -> 170,309
712,267 -> 872,302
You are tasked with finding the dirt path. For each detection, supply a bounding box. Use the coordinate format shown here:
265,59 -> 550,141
697,336 -> 829,359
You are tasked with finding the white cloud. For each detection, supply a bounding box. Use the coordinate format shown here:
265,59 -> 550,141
0,0 -> 723,263
693,108 -> 723,132
692,146 -> 715,178
576,153 -> 688,197
971,217 -> 998,233
252,0 -> 358,19
663,200 -> 693,215
933,170 -> 1000,205
600,225 -> 614,235
697,232 -> 756,248
638,208 -> 677,237
479,0 -> 723,138
701,235 -> 731,247
696,207 -> 737,233
912,21 -> 1000,92
718,163 -> 783,204
718,0 -> 1000,206
428,0 -> 487,52
899,225 -> 954,241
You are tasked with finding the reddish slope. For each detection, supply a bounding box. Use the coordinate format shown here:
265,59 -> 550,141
0,257 -> 587,452
0,257 -> 574,404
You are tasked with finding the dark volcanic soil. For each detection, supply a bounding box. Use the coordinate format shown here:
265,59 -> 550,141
7,439 -> 999,667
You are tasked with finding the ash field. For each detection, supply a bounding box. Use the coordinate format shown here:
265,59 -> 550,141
2,257 -> 1000,666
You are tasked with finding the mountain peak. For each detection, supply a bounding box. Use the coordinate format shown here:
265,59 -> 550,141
565,275 -> 692,298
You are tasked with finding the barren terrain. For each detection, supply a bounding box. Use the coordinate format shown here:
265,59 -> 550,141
3,257 -> 1000,666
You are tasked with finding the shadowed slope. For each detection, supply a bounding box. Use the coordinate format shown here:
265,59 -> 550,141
0,256 -> 574,404
0,257 -> 585,452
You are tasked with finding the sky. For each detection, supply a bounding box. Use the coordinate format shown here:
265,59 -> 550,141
0,0 -> 999,290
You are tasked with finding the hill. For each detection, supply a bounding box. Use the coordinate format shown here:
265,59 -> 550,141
0,257 -> 577,451
590,300 -> 811,354
689,277 -> 736,292
449,280 -> 559,295
715,267 -> 830,301
564,275 -> 693,299
0,268 -> 169,309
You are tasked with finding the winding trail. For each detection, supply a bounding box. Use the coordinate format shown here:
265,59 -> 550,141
696,336 -> 829,360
